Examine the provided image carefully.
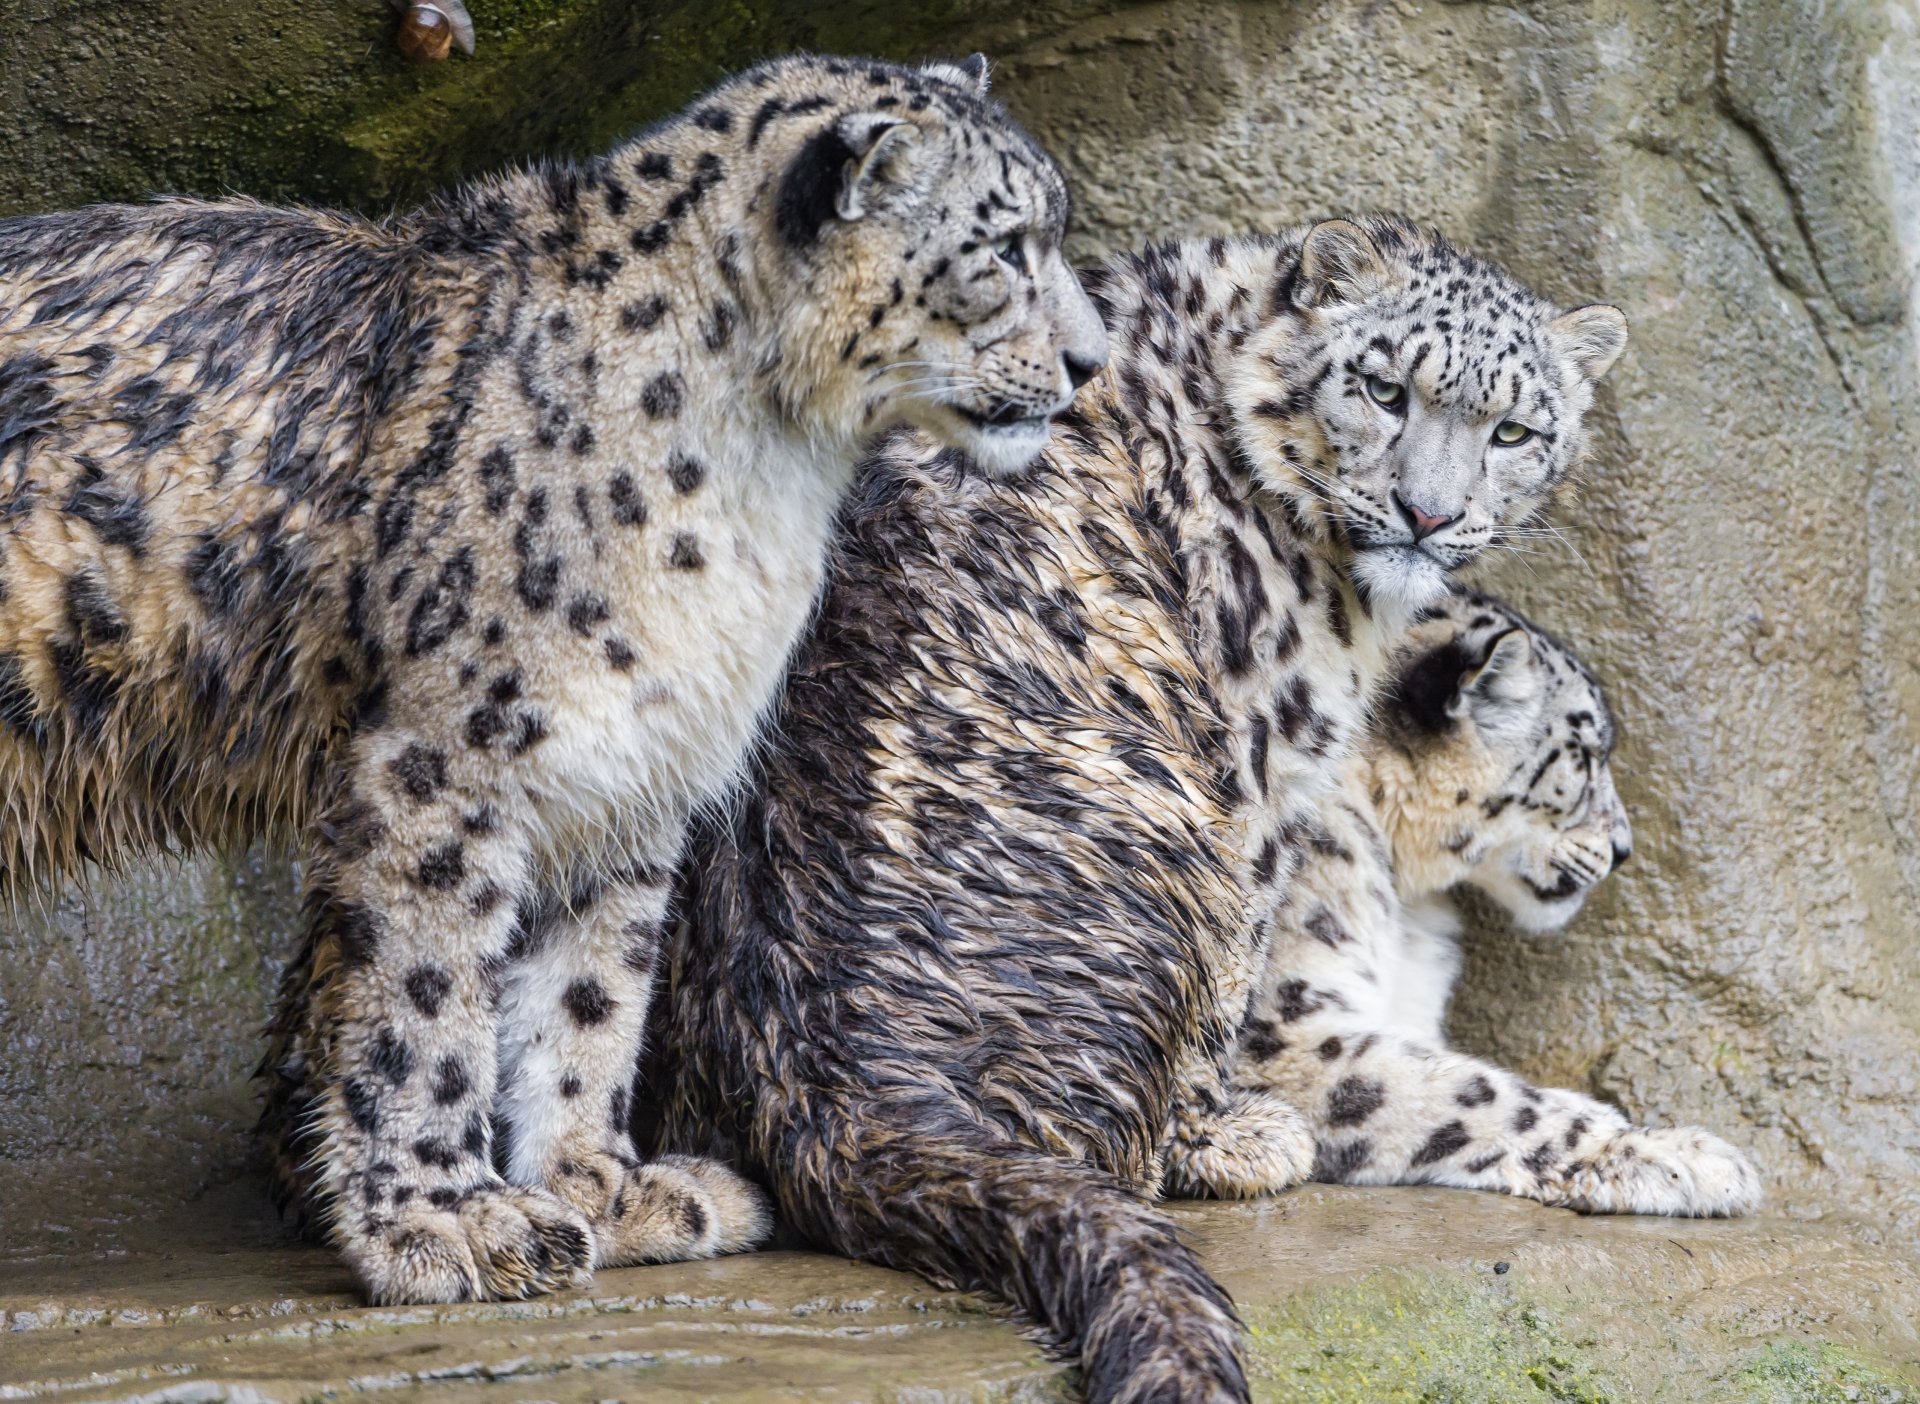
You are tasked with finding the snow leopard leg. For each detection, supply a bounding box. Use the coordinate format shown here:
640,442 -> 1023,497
1160,907 -> 1315,1200
275,736 -> 595,1305
494,847 -> 770,1266
1248,1024 -> 1762,1217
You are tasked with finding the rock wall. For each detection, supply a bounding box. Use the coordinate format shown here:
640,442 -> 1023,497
2,0 -> 1915,1246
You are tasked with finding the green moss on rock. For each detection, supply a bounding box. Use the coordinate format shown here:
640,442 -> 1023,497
1732,1341 -> 1918,1404
1243,1271 -> 1618,1404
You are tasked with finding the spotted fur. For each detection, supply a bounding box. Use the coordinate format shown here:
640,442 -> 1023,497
1224,588 -> 1761,1216
0,52 -> 1103,1305
646,217 -> 1629,1402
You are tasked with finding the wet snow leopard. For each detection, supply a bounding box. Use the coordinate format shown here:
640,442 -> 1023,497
646,215 -> 1630,1403
1228,586 -> 1760,1216
0,52 -> 1104,1305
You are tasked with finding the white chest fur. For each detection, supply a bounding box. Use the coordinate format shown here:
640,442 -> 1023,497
521,417 -> 852,864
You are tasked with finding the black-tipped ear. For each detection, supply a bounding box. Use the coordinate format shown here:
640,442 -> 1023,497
924,53 -> 991,95
1453,629 -> 1537,716
1549,304 -> 1629,381
1296,219 -> 1388,309
1389,639 -> 1476,737
776,113 -> 918,248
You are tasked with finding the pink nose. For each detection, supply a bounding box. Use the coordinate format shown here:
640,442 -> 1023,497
1393,491 -> 1456,542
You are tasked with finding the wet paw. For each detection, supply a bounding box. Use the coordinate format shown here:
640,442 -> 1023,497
1161,1087 -> 1316,1199
548,1150 -> 773,1266
341,1184 -> 595,1304
1560,1126 -> 1763,1217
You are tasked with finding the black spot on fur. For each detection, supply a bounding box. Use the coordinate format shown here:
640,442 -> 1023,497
669,532 -> 704,570
609,471 -> 648,526
405,548 -> 477,657
1513,1105 -> 1540,1133
559,1073 -> 583,1098
1411,1120 -> 1472,1167
405,963 -> 452,1018
604,637 -> 636,671
702,301 -> 736,351
370,1027 -> 414,1087
1312,1138 -> 1372,1182
667,451 -> 706,493
0,353 -> 61,469
412,1138 -> 460,1170
390,744 -> 449,802
432,1054 -> 471,1105
1326,1077 -> 1385,1126
641,371 -> 685,419
185,534 -> 248,616
1273,978 -> 1321,1022
674,1191 -> 710,1241
1304,908 -> 1351,948
65,467 -> 150,555
621,295 -> 668,332
1456,1076 -> 1497,1108
479,444 -> 516,515
562,977 -> 613,1025
65,571 -> 127,647
631,221 -> 672,254
415,841 -> 466,892
566,592 -> 610,636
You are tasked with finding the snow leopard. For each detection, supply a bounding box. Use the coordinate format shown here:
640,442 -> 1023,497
644,215 -> 1631,1403
1229,586 -> 1760,1215
0,51 -> 1104,1305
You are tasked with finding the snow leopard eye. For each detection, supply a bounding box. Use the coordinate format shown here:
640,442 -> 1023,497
1364,375 -> 1404,410
1492,420 -> 1534,446
994,234 -> 1029,275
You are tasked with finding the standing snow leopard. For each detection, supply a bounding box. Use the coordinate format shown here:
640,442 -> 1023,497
0,52 -> 1104,1305
646,216 -> 1630,1403
1228,587 -> 1760,1215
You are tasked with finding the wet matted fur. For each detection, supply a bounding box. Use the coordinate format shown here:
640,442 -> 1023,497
647,219 -> 1629,1402
0,52 -> 1104,1304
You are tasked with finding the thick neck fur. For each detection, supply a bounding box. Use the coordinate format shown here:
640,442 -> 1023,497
1088,239 -> 1415,826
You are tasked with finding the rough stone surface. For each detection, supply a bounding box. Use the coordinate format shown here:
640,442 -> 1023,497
5,1189 -> 1918,1400
2,0 -> 1917,1392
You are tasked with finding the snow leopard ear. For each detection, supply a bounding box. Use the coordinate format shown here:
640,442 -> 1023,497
1549,304 -> 1629,382
1296,220 -> 1389,308
924,53 -> 991,96
835,113 -> 923,222
1452,628 -> 1538,719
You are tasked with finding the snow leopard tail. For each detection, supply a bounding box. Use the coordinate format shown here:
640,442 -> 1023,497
779,1107 -> 1248,1404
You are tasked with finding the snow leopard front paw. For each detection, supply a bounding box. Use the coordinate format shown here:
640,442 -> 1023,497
548,1149 -> 773,1266
1161,1087 -> 1317,1199
1558,1126 -> 1763,1218
340,1183 -> 595,1304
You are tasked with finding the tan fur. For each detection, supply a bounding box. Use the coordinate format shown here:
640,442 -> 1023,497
0,52 -> 1103,1304
1215,589 -> 1761,1217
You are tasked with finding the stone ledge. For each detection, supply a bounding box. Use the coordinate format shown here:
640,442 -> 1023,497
5,1185 -> 1917,1402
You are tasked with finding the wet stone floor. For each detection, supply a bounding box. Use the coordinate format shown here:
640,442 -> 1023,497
4,1179 -> 1919,1402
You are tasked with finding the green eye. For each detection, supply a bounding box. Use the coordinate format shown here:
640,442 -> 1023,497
1365,375 -> 1405,409
1493,420 -> 1534,446
994,235 -> 1029,275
